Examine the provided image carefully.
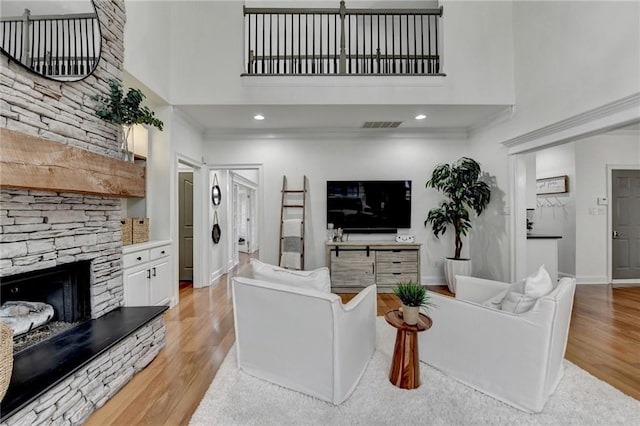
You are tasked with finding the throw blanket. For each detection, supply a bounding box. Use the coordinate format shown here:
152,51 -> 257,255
280,219 -> 303,270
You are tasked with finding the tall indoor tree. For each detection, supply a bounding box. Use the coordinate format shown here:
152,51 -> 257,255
425,157 -> 491,292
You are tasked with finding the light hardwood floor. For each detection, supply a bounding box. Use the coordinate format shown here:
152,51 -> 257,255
86,255 -> 640,425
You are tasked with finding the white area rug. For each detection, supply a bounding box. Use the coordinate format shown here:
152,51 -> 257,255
190,318 -> 639,425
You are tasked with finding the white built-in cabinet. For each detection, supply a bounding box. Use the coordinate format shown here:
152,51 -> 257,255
123,240 -> 172,307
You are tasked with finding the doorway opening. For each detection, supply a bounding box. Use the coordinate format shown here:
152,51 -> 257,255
178,162 -> 195,292
231,170 -> 259,268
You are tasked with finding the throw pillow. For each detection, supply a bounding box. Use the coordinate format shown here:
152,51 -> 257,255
499,265 -> 554,314
251,259 -> 331,293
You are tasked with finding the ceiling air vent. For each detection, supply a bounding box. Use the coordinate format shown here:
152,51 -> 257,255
362,121 -> 402,129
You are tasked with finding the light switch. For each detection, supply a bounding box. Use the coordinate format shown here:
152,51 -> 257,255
597,197 -> 609,205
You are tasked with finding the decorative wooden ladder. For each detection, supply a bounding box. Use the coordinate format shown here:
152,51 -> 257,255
278,176 -> 307,270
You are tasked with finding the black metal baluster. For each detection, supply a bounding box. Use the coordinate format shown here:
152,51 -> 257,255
283,14 -> 287,74
269,14 -> 272,74
334,14 -> 337,74
54,19 -> 59,75
261,14 -> 265,73
277,14 -> 280,74
41,21 -> 46,73
384,15 -> 388,73
435,14 -> 439,73
298,14 -> 302,74
392,15 -> 395,74
377,15 -> 380,73
355,15 -> 358,73
370,15 -> 374,73
413,15 -> 417,74
427,14 -> 432,73
312,14 -> 315,74
291,14 -> 294,74
246,14 -> 250,73
305,14 -> 308,73
74,19 -> 79,75
348,14 -> 351,74
319,14 -> 323,74
61,18 -> 66,75
420,15 -> 425,74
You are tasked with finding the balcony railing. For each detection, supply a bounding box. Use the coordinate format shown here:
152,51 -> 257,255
0,9 -> 100,79
244,1 -> 443,76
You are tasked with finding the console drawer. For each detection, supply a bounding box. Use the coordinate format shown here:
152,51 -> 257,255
376,273 -> 419,286
376,250 -> 419,263
377,261 -> 418,274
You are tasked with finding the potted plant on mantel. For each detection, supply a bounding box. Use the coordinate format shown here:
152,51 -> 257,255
425,157 -> 491,293
93,80 -> 164,161
393,281 -> 433,325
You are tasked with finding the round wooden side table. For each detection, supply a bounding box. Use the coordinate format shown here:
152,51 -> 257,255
384,309 -> 432,390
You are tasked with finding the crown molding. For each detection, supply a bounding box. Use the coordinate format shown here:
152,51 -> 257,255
203,126 -> 468,141
468,105 -> 515,137
502,93 -> 640,153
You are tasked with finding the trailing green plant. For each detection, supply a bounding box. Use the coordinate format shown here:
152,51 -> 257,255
393,281 -> 433,309
425,157 -> 491,260
93,79 -> 163,130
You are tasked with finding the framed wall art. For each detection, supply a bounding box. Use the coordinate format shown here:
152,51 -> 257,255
536,175 -> 568,195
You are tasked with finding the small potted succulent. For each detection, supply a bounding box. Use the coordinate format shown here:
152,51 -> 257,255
393,281 -> 433,325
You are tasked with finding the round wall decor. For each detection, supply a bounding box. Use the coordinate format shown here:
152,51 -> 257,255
212,211 -> 221,244
211,174 -> 222,206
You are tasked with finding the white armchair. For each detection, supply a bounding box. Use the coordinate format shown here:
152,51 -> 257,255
419,275 -> 576,413
231,276 -> 376,405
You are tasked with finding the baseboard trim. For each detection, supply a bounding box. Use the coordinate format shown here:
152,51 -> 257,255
576,275 -> 609,285
423,275 -> 445,286
210,268 -> 224,286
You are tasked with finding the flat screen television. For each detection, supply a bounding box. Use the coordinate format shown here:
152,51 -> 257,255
326,180 -> 412,233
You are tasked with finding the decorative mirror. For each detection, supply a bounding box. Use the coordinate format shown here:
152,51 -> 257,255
0,0 -> 102,81
211,174 -> 222,206
212,212 -> 221,244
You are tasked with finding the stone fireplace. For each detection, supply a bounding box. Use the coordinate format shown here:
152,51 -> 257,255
0,1 -> 167,424
0,191 -> 166,426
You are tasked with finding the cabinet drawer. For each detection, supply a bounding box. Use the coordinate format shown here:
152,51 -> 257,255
123,250 -> 149,269
376,250 -> 419,263
330,250 -> 373,262
150,245 -> 171,261
377,261 -> 418,274
376,273 -> 419,286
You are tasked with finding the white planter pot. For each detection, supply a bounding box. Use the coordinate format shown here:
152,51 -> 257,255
402,305 -> 420,325
444,258 -> 472,294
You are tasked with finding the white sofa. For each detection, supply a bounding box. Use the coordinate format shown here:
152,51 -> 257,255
419,275 -> 577,413
231,276 -> 376,405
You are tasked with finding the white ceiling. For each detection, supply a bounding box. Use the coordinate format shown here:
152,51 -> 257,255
176,104 -> 511,134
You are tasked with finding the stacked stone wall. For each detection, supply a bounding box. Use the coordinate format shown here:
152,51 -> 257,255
1,318 -> 165,426
0,190 -> 123,316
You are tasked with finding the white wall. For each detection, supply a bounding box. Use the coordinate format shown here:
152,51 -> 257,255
469,0 -> 640,282
203,131 -> 482,283
208,169 -> 228,283
534,143 -> 576,277
575,132 -> 640,284
163,0 -> 514,106
124,0 -> 172,102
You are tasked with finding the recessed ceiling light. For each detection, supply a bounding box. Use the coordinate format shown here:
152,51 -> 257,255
415,114 -> 427,120
254,114 -> 265,120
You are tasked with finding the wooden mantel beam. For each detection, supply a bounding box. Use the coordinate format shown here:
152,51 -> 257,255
0,128 -> 145,198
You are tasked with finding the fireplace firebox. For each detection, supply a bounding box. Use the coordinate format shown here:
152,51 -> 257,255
1,261 -> 91,323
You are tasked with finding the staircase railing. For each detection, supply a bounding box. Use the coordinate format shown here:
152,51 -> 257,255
244,1 -> 443,76
0,9 -> 100,79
